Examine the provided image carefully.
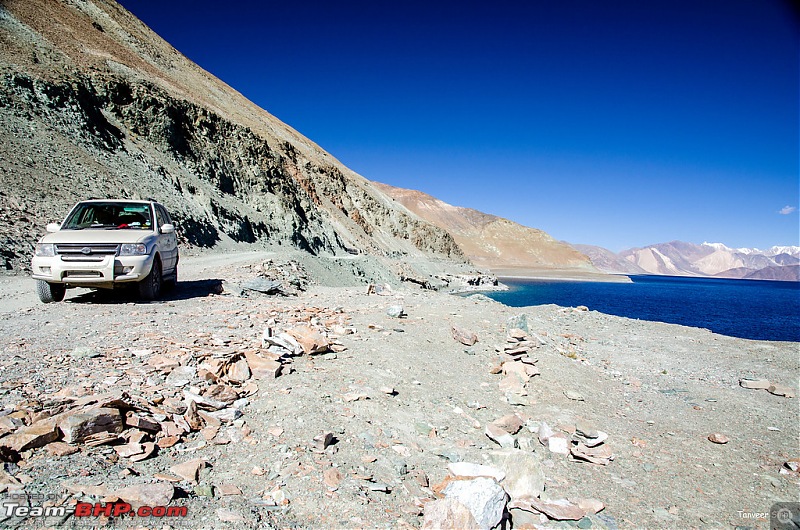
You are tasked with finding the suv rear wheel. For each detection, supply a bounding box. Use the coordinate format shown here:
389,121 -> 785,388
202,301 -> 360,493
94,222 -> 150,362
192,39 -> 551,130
36,280 -> 66,303
138,259 -> 162,300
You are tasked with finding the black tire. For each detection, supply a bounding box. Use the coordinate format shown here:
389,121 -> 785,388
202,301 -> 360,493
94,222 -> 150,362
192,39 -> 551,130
36,280 -> 65,303
138,258 -> 162,301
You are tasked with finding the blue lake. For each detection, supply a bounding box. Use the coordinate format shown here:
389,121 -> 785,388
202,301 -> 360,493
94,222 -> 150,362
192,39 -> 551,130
485,275 -> 800,342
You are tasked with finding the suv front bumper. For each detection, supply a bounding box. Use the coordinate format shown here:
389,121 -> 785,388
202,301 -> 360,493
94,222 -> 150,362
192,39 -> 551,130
31,254 -> 154,286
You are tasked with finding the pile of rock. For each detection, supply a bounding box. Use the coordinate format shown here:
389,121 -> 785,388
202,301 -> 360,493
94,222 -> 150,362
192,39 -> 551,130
536,421 -> 614,465
0,305 -> 355,509
423,449 -> 605,529
490,328 -> 541,398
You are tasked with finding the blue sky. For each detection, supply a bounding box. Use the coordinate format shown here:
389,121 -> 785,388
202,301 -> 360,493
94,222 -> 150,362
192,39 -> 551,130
118,0 -> 798,251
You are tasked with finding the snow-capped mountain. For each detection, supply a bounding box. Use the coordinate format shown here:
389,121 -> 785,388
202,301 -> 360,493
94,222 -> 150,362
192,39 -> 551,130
571,241 -> 799,281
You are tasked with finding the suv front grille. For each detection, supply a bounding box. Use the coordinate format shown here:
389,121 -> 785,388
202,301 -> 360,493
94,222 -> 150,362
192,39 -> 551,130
55,243 -> 120,262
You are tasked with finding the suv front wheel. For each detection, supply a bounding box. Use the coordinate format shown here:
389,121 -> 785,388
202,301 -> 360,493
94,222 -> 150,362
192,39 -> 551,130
36,280 -> 66,303
138,259 -> 162,300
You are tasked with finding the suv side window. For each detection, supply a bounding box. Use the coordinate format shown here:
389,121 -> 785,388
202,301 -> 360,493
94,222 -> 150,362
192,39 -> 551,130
153,204 -> 165,226
159,205 -> 173,225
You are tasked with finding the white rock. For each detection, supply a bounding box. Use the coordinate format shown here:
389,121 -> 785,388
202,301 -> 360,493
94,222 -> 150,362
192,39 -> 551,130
444,477 -> 507,529
447,462 -> 505,482
547,434 -> 570,454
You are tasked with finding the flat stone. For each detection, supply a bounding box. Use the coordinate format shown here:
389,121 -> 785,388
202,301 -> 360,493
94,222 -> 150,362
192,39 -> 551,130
576,498 -> 605,515
166,366 -> 196,387
59,407 -> 123,444
218,484 -> 242,496
739,378 -> 771,390
451,326 -> 478,346
1,420 -> 59,452
492,414 -> 523,435
508,328 -> 528,340
157,436 -> 180,449
768,384 -> 796,398
422,498 -> 480,530
147,355 -> 180,372
170,458 -> 206,483
114,443 -> 145,458
509,498 -> 585,521
286,325 -> 330,354
485,423 -> 516,448
443,477 -> 507,529
488,449 -> 545,500
110,482 -> 174,509
323,468 -> 342,489
46,442 -> 79,457
203,384 -> 239,405
244,352 -> 282,379
128,442 -> 156,462
217,508 -> 247,523
571,441 -> 613,464
708,433 -> 729,444
564,390 -> 585,401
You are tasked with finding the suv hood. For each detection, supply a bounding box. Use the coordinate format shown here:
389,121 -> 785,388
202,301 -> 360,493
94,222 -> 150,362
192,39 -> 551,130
39,230 -> 154,245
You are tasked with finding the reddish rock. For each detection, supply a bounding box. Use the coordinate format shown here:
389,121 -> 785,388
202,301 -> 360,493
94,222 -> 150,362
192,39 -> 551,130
1,420 -> 59,452
245,351 -> 283,379
109,482 -> 174,509
451,326 -> 478,346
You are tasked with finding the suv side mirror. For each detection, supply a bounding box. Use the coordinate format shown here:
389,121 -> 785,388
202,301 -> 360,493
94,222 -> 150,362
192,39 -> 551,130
46,223 -> 61,233
160,224 -> 175,234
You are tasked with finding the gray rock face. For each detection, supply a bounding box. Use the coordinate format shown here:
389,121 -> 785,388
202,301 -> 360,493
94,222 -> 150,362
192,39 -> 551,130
0,4 -> 464,272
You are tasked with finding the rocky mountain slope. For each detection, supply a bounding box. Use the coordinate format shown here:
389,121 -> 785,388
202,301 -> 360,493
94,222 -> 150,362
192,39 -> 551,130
375,183 -> 599,275
0,0 -> 464,274
575,241 -> 800,281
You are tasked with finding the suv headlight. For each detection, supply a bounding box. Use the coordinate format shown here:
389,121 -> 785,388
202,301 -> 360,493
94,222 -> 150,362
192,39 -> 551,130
119,243 -> 148,256
35,244 -> 55,257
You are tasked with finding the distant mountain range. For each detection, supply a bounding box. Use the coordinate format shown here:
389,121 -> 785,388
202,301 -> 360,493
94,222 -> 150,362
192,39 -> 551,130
574,241 -> 800,281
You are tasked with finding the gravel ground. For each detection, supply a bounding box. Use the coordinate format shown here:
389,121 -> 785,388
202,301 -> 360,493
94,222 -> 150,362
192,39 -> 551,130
0,251 -> 796,529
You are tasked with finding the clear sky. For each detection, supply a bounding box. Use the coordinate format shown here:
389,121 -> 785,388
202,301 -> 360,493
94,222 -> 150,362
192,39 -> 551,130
118,0 -> 798,252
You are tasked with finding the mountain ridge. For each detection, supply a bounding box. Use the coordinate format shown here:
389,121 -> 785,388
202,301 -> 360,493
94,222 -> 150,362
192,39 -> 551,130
375,183 -> 602,275
574,240 -> 799,281
0,0 -> 469,276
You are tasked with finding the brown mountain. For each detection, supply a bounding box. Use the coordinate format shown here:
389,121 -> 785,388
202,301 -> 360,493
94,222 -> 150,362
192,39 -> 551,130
374,183 -> 601,276
0,0 -> 462,273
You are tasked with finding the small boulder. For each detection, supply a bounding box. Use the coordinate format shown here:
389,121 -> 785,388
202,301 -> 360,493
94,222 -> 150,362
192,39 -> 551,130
443,477 -> 507,529
451,326 -> 478,346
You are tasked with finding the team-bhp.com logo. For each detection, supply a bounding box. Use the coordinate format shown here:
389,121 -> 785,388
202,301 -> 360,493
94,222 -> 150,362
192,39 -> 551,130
4,501 -> 187,519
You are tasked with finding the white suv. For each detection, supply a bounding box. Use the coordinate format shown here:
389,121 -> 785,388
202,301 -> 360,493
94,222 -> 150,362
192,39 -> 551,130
31,199 -> 179,302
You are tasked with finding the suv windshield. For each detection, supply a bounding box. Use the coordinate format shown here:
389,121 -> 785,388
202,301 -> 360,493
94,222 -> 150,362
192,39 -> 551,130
62,202 -> 153,230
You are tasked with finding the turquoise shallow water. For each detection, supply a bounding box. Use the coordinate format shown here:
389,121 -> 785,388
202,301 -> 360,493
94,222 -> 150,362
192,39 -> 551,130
485,275 -> 800,342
